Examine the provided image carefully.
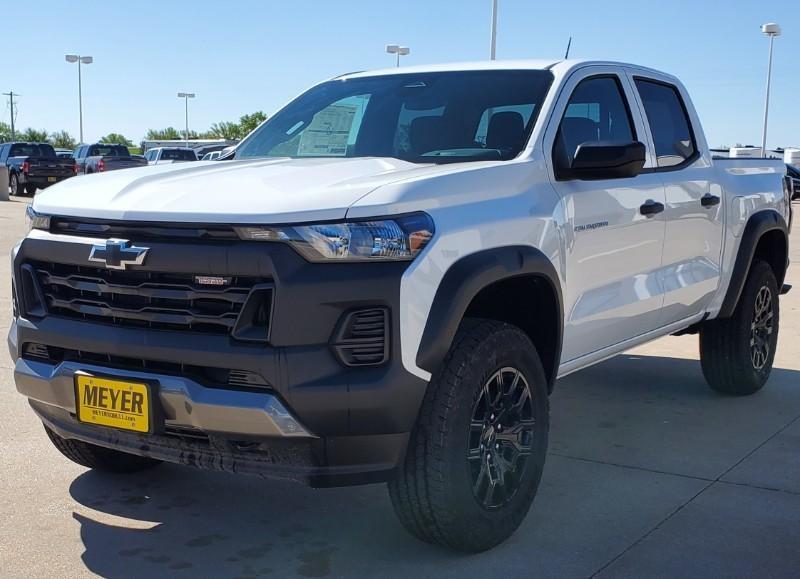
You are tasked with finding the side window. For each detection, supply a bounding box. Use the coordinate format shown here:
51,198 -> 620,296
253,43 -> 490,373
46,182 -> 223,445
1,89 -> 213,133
554,76 -> 635,171
635,79 -> 696,168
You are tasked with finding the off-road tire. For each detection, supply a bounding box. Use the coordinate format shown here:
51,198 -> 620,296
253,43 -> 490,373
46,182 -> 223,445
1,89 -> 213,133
700,259 -> 779,395
44,425 -> 162,473
388,319 -> 549,552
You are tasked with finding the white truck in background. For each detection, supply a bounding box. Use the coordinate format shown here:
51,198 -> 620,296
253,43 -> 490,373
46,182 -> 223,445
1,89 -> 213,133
10,59 -> 791,552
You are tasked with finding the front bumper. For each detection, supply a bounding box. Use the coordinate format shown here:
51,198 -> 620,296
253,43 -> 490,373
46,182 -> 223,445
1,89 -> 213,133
8,231 -> 429,487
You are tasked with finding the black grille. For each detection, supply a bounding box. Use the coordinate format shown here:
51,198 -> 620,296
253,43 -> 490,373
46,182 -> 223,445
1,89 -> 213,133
49,217 -> 240,241
331,308 -> 389,367
22,343 -> 271,391
29,261 -> 267,335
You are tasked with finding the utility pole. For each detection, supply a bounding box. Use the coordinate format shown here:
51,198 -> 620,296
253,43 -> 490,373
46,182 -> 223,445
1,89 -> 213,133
3,91 -> 18,139
490,0 -> 498,60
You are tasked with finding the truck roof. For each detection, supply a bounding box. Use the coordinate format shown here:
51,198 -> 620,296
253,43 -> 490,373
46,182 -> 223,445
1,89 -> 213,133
339,59 -> 678,83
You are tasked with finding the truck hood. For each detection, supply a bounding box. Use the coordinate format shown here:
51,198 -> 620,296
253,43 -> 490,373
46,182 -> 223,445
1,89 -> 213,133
32,157 -> 439,224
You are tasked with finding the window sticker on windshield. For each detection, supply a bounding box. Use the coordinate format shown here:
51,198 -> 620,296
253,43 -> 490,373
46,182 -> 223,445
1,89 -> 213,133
297,104 -> 357,156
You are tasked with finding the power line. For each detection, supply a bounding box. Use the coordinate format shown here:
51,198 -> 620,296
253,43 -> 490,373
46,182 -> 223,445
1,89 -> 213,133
2,91 -> 19,139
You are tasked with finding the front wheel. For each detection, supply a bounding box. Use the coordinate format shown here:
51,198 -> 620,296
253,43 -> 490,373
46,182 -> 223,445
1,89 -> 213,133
389,319 -> 549,552
700,259 -> 779,395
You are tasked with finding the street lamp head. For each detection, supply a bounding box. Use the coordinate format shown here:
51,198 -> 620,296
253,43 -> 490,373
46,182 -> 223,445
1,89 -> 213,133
80,56 -> 93,64
398,47 -> 410,56
386,44 -> 400,54
178,92 -> 196,98
761,23 -> 781,37
65,54 -> 79,63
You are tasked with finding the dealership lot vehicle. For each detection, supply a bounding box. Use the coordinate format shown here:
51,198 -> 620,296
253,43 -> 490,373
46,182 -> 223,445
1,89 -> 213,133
194,144 -> 229,160
787,164 -> 800,200
143,146 -> 198,164
1,142 -> 74,196
73,143 -> 148,174
8,60 -> 791,552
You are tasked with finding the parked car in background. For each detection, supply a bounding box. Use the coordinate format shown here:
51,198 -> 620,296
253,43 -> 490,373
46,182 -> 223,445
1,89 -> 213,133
1,142 -> 74,196
55,149 -> 74,161
143,147 -> 197,165
201,151 -> 221,161
194,144 -> 228,159
786,164 -> 800,200
73,144 -> 148,175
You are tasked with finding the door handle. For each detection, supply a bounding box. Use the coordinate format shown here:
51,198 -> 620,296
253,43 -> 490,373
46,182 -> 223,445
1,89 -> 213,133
639,199 -> 665,216
701,193 -> 720,207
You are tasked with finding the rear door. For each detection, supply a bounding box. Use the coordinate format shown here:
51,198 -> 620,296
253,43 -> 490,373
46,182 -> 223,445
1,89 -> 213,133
545,67 -> 668,362
628,73 -> 724,324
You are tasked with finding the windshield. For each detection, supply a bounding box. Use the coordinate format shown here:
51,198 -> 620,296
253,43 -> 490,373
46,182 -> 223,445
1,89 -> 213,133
236,70 -> 553,164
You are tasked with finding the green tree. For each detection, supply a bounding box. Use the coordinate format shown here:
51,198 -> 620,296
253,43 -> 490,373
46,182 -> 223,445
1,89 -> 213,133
238,111 -> 267,136
208,121 -> 241,140
0,122 -> 11,142
145,127 -> 182,140
50,130 -> 77,150
20,128 -> 49,143
99,133 -> 134,147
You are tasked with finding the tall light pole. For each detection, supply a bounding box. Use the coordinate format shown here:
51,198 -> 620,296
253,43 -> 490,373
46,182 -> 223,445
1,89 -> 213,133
490,0 -> 498,60
65,54 -> 93,144
760,23 -> 781,159
2,91 -> 18,139
385,45 -> 410,67
177,92 -> 195,147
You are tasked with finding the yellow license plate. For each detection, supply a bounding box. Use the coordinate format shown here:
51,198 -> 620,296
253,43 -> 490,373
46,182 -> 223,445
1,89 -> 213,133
75,375 -> 151,433
47,176 -> 57,182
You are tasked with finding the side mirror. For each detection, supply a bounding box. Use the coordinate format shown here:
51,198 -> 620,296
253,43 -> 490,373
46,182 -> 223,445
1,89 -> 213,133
563,141 -> 646,181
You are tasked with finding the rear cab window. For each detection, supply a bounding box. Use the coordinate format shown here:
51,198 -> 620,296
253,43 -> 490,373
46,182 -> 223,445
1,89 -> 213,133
634,78 -> 697,169
10,144 -> 56,158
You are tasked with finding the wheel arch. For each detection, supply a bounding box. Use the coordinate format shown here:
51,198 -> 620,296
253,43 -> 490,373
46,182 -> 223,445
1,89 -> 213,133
415,246 -> 563,392
719,210 -> 788,318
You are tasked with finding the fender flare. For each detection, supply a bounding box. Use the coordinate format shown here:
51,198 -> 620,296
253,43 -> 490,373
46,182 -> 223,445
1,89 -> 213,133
718,210 -> 788,318
415,246 -> 563,383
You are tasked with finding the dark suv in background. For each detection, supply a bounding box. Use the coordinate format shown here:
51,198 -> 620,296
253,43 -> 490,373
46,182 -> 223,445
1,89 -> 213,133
1,142 -> 75,196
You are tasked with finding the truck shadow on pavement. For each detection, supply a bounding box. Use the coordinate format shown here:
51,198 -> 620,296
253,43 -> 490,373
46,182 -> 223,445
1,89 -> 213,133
67,353 -> 800,579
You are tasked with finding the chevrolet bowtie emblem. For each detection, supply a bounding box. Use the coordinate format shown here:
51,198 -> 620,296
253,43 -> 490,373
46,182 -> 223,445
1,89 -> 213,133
88,239 -> 149,270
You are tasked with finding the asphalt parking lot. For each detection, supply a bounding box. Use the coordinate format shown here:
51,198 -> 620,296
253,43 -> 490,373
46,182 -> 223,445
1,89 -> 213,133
1,196 -> 799,579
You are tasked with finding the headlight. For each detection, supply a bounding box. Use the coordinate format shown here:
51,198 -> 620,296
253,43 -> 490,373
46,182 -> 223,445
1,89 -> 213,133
25,205 -> 51,232
236,213 -> 434,262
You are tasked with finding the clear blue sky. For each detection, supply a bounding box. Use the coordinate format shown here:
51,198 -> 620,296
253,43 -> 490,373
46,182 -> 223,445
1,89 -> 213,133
6,0 -> 799,148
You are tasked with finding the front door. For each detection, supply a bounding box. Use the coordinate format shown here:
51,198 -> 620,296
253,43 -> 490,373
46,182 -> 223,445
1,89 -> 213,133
545,69 -> 667,363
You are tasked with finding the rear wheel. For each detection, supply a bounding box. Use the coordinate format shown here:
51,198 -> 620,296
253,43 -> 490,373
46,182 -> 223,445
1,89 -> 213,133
9,173 -> 20,196
44,425 -> 162,473
24,184 -> 37,196
700,260 -> 779,395
388,319 -> 549,552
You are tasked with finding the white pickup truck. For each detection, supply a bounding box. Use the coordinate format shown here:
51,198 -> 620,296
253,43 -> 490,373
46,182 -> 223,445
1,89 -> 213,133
9,59 -> 792,552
